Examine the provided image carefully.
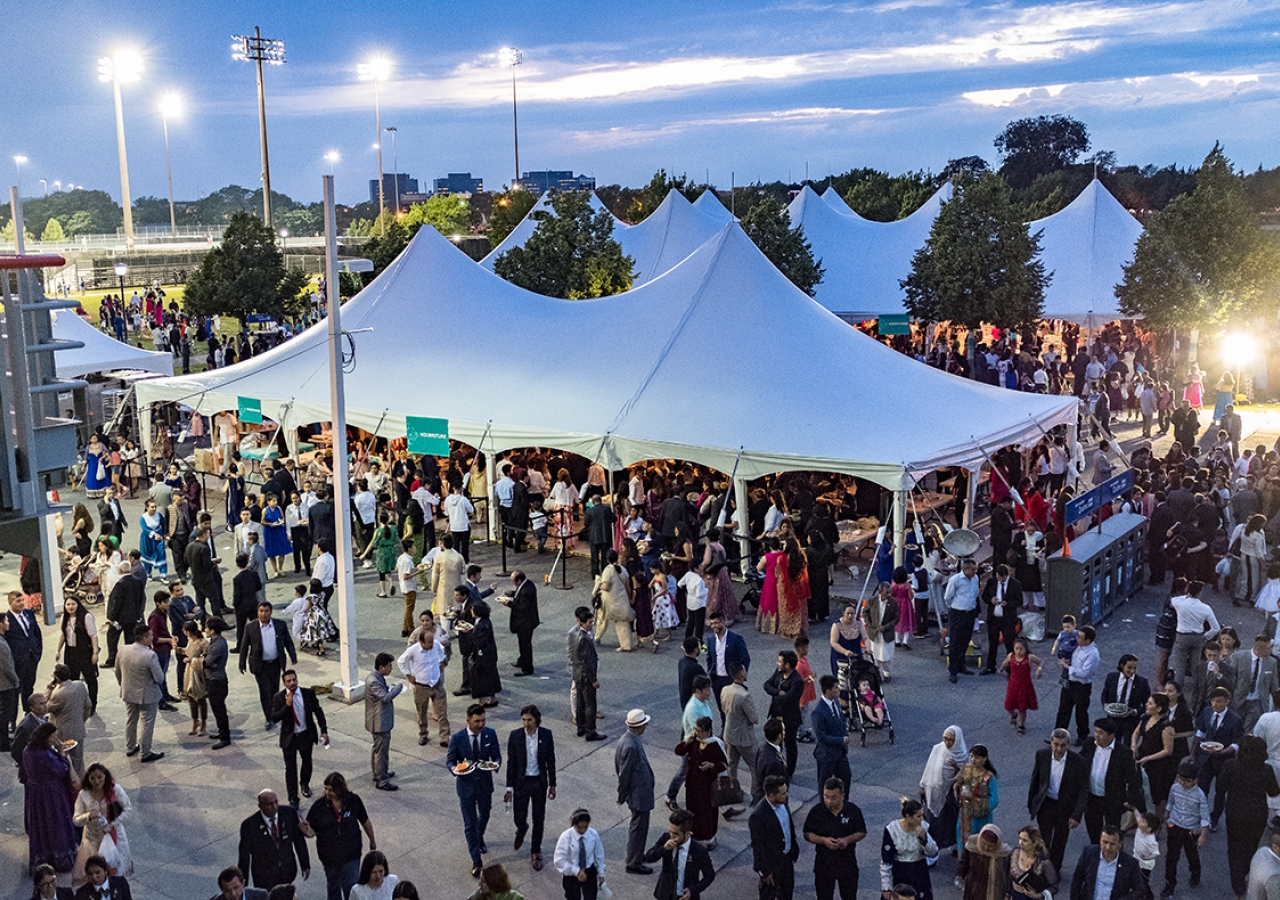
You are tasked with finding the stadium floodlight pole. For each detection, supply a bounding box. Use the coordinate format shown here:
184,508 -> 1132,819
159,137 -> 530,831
499,47 -> 522,190
384,127 -> 399,214
159,93 -> 182,236
358,57 -> 391,235
12,156 -> 26,196
325,150 -> 340,176
98,51 -> 142,250
232,27 -> 286,228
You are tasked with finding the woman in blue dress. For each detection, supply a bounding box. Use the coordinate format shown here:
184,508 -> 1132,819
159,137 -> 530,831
260,494 -> 292,577
83,434 -> 112,499
224,463 -> 245,532
138,499 -> 168,580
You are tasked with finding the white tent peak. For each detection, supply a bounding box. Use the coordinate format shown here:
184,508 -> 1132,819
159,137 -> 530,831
903,181 -> 954,224
820,186 -> 865,220
40,308 -> 174,377
1030,179 -> 1143,322
693,190 -> 734,221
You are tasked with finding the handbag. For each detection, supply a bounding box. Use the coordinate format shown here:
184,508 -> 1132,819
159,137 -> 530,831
710,773 -> 744,807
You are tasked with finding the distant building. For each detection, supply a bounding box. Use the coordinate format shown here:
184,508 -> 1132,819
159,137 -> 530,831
398,192 -> 434,206
433,172 -> 484,195
369,173 -> 419,205
518,171 -> 595,193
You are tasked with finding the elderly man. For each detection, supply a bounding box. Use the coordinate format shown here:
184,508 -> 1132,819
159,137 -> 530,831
617,708 -> 657,875
237,789 -> 312,890
115,624 -> 166,762
11,690 -> 48,781
46,665 -> 91,781
1029,728 -> 1089,870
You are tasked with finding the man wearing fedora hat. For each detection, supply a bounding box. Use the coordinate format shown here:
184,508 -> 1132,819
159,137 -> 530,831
617,708 -> 657,875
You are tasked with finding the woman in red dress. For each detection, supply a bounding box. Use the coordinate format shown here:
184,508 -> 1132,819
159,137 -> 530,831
755,539 -> 784,634
776,538 -> 811,640
1000,637 -> 1044,734
675,716 -> 728,846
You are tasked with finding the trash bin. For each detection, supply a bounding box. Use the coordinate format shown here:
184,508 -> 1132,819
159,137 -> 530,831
1045,512 -> 1147,627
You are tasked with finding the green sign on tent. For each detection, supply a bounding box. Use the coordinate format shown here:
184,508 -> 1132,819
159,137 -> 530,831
406,416 -> 449,456
878,314 -> 911,336
237,396 -> 262,424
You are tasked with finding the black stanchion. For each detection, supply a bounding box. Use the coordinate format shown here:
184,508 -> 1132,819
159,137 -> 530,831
498,518 -> 510,577
549,512 -> 574,591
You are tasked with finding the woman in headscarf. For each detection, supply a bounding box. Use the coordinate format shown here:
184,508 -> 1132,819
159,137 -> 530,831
918,725 -> 966,853
955,824 -> 1011,900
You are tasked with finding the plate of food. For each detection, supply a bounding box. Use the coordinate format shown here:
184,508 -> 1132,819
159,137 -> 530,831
61,739 -> 78,752
1199,741 -> 1224,753
1105,703 -> 1130,717
453,760 -> 476,775
477,760 -> 499,772
456,622 -> 473,633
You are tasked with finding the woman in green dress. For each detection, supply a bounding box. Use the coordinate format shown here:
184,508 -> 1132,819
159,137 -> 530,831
361,513 -> 402,598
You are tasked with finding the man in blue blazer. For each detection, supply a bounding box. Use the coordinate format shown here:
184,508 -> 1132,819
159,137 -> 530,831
1069,827 -> 1146,900
811,675 -> 851,799
6,591 -> 42,715
446,703 -> 503,878
1191,686 -> 1245,829
705,610 -> 750,726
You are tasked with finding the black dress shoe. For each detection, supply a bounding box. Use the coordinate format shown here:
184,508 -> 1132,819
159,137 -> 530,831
301,785 -> 312,798
514,826 -> 527,850
140,752 -> 165,762
452,689 -> 469,696
211,739 -> 231,750
626,865 -> 654,875
949,673 -> 958,684
125,746 -> 141,757
585,732 -> 608,742
159,702 -> 179,711
978,669 -> 995,676
375,782 -> 399,791
471,866 -> 482,879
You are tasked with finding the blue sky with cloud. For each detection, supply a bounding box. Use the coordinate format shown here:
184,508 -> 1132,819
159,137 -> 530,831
5,0 -> 1279,206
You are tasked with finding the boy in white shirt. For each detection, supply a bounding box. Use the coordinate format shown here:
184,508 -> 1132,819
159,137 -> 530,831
679,567 -> 709,646
396,539 -> 420,638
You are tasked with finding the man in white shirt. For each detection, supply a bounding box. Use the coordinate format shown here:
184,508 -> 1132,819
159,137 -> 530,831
945,559 -> 981,682
1056,625 -> 1100,743
396,540 -> 420,638
398,627 -> 449,748
442,483 -> 475,563
1169,583 -> 1220,685
311,542 -> 336,610
679,567 -> 709,646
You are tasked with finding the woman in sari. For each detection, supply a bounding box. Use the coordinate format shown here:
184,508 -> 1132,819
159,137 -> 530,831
83,434 -> 111,499
138,499 -> 167,580
755,538 -> 784,635
954,744 -> 998,853
23,723 -> 77,874
776,537 -> 809,640
703,528 -> 739,626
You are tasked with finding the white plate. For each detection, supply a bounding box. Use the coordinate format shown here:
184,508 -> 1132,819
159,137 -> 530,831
1199,741 -> 1223,753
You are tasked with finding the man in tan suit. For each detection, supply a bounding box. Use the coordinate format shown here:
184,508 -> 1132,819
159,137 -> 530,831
47,663 -> 91,780
719,662 -> 758,820
365,653 -> 403,792
429,534 -> 466,617
115,624 -> 166,761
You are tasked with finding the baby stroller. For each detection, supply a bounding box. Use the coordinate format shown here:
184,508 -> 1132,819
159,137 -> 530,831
838,657 -> 894,747
740,565 -> 764,611
62,553 -> 100,607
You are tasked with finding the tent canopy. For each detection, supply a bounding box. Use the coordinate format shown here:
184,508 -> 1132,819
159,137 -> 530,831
787,183 -> 953,320
482,189 -> 727,288
1030,179 -> 1144,322
137,222 -> 1076,490
480,191 -> 625,273
47,309 -> 174,377
693,190 -> 734,222
820,186 -> 863,219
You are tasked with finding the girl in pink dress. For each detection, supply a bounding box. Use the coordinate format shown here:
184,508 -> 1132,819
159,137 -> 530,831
892,567 -> 916,647
1000,637 -> 1044,734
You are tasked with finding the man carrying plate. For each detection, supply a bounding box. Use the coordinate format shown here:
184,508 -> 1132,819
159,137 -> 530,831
447,703 -> 503,878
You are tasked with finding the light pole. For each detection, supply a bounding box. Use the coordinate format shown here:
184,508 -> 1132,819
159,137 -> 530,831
499,47 -> 522,190
159,92 -> 181,236
98,51 -> 142,249
13,155 -> 26,198
114,262 -> 127,299
232,27 -> 286,228
325,150 -> 340,176
39,178 -> 47,197
384,126 -> 399,214
53,180 -> 62,192
358,57 -> 391,235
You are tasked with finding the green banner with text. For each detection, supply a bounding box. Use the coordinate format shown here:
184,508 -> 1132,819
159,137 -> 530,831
406,416 -> 449,456
237,396 -> 262,424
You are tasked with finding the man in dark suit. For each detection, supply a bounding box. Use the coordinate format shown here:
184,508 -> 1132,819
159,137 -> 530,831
446,703 -> 503,878
763,650 -> 804,778
208,866 -> 266,900
749,775 -> 799,900
978,565 -> 1021,674
504,704 -> 556,870
811,675 -> 851,799
1191,686 -> 1245,829
186,523 -> 226,616
97,486 -> 128,542
499,570 -> 541,676
237,789 -> 311,888
752,718 -> 789,806
306,490 -> 335,553
571,606 -> 606,742
5,592 -> 42,714
1069,826 -> 1146,900
1079,718 -> 1145,844
1100,654 -> 1151,747
11,692 -> 47,782
74,854 -> 134,900
705,610 -> 750,721
240,602 -> 298,730
1028,728 -> 1089,870
644,809 -> 716,900
103,563 -> 146,669
268,670 -> 329,807
584,497 -> 617,577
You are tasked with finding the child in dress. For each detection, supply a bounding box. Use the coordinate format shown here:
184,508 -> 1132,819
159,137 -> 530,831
299,577 -> 338,656
1133,810 -> 1161,900
795,636 -> 817,742
282,583 -> 310,646
999,637 -> 1043,734
648,561 -> 679,651
1050,615 -> 1078,689
856,678 -> 886,727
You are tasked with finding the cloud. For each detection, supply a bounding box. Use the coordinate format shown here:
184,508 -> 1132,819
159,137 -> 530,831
271,0 -> 1257,115
960,69 -> 1280,108
565,106 -> 893,149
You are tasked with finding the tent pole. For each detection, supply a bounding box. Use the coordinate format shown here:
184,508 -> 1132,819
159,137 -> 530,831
893,487 -> 907,568
963,467 -> 978,531
323,174 -> 363,705
486,451 -> 498,543
734,476 -> 750,576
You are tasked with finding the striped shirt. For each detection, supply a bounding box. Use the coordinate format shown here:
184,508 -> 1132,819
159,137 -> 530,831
1166,781 -> 1209,831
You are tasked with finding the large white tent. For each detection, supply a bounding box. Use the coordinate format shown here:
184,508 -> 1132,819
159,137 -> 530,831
693,190 -> 734,222
787,183 -> 952,320
47,309 -> 174,377
137,221 -> 1076,490
480,191 -> 625,271
1030,179 -> 1144,322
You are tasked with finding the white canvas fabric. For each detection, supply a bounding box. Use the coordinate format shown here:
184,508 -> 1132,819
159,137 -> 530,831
137,221 -> 1076,490
47,308 -> 174,377
693,190 -> 734,222
1030,179 -> 1144,323
480,191 -> 625,272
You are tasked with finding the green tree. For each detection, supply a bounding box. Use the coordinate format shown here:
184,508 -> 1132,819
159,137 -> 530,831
182,211 -> 308,326
901,173 -> 1048,329
0,189 -> 121,235
840,169 -> 937,221
65,210 -> 97,236
40,218 -> 65,242
132,195 -> 194,227
628,169 -> 706,222
941,156 -> 991,181
486,189 -> 536,249
1116,144 -> 1280,329
1,219 -> 35,244
275,205 -> 323,237
493,191 -> 634,299
739,195 -> 824,296
403,194 -> 471,238
995,114 -> 1090,190
361,219 -> 412,276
